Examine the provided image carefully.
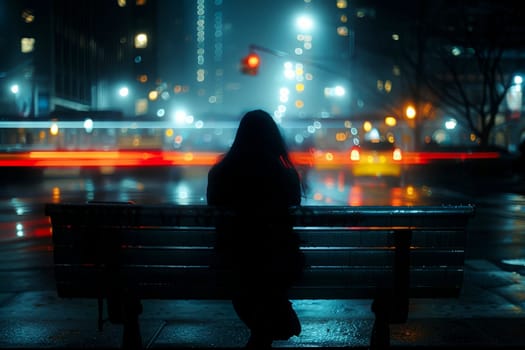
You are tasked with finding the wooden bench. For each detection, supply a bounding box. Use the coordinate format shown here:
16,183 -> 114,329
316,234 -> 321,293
45,202 -> 475,349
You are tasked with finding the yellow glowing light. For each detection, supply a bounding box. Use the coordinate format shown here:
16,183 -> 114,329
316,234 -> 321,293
52,186 -> 61,202
336,132 -> 347,142
363,121 -> 372,132
134,33 -> 148,48
148,90 -> 159,101
384,80 -> 392,92
21,9 -> 35,23
296,83 -> 305,92
385,116 -> 397,126
336,0 -> 348,9
184,152 -> 194,162
406,105 -> 416,119
393,148 -> 402,161
50,123 -> 59,136
350,148 -> 360,161
337,26 -> 349,36
21,37 -> 35,53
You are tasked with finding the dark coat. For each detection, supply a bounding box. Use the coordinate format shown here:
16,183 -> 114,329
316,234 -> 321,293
207,156 -> 304,291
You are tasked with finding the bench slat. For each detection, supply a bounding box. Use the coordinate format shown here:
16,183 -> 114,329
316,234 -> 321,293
51,226 -> 466,249
53,245 -> 464,268
54,265 -> 462,299
45,204 -> 474,228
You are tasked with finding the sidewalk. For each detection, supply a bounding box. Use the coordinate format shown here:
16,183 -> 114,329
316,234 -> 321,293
1,259 -> 524,349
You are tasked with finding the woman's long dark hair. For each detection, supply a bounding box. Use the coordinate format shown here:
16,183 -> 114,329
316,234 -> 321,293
223,109 -> 295,169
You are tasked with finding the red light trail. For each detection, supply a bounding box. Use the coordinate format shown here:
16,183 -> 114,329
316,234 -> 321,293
0,150 -> 501,168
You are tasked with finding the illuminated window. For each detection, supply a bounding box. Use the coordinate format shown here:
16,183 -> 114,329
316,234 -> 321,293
21,9 -> 35,23
196,69 -> 205,82
135,99 -> 148,115
21,37 -> 35,53
336,0 -> 348,9
134,33 -> 148,48
393,65 -> 401,76
384,80 -> 392,93
337,26 -> 348,36
356,8 -> 376,19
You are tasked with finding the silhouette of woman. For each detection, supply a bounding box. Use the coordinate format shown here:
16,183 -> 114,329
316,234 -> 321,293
207,109 -> 304,348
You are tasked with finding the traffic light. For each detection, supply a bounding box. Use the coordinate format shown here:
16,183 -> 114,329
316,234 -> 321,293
241,52 -> 260,75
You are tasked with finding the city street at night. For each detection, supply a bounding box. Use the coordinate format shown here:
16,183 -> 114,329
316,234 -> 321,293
2,0 -> 525,348
1,167 -> 525,348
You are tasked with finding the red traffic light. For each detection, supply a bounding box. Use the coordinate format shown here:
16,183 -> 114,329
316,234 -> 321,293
246,54 -> 259,68
241,53 -> 260,75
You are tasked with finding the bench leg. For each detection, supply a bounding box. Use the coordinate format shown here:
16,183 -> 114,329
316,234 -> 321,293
98,297 -> 104,331
370,298 -> 390,348
370,317 -> 390,348
369,229 -> 412,348
121,296 -> 143,349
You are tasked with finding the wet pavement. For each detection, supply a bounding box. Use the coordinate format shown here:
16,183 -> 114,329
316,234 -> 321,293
0,172 -> 524,349
0,257 -> 524,349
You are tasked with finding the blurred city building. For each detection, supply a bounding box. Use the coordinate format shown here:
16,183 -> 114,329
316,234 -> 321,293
0,0 -> 523,153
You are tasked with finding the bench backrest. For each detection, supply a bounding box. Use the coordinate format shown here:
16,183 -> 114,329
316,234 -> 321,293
46,203 -> 474,300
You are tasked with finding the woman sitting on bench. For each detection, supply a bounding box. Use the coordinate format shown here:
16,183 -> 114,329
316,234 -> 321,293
207,109 -> 305,349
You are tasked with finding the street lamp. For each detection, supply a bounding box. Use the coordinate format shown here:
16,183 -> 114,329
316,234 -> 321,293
10,84 -> 19,94
445,118 -> 457,130
118,86 -> 129,98
296,15 -> 314,32
405,105 -> 416,120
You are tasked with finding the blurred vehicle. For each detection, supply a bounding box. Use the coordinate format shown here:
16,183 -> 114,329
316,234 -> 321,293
349,140 -> 403,185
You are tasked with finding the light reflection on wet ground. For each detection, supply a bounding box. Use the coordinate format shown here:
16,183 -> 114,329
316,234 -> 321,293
1,166 -> 524,245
